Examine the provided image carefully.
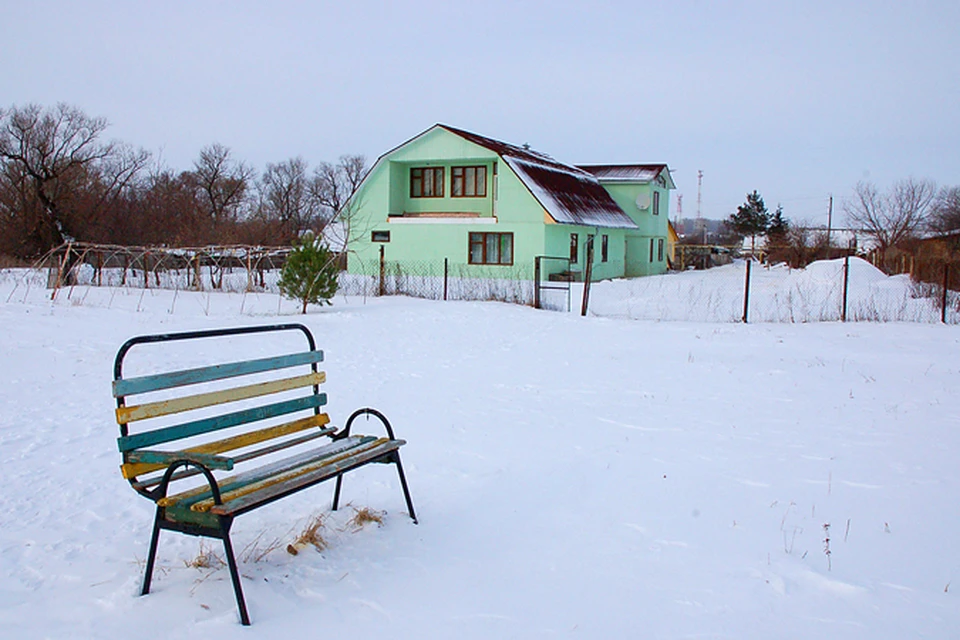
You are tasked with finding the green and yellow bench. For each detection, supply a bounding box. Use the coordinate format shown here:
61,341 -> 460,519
113,324 -> 417,625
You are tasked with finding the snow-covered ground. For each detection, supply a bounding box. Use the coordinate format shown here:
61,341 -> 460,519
0,269 -> 958,638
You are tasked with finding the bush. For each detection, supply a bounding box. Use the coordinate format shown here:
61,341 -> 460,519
277,232 -> 339,313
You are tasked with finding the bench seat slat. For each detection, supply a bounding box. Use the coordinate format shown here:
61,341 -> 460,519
121,413 -> 332,480
117,394 -> 326,452
133,428 -> 337,489
191,437 -> 396,512
156,435 -> 381,508
117,372 -> 326,424
209,440 -> 403,517
113,350 -> 324,398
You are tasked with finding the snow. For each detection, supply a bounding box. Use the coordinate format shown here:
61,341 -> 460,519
1,266 -> 958,638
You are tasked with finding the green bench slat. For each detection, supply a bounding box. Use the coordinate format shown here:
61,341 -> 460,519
113,350 -> 324,397
117,394 -> 326,452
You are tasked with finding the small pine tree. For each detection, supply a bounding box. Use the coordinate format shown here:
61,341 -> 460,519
729,190 -> 771,253
278,232 -> 339,314
767,205 -> 789,245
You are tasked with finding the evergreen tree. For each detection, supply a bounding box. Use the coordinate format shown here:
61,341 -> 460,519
767,205 -> 789,246
728,190 -> 771,252
278,232 -> 339,313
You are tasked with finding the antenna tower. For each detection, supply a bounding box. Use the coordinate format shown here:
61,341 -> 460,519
697,170 -> 705,243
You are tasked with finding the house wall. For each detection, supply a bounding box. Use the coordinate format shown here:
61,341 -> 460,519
347,127 -> 549,278
601,182 -> 671,276
544,225 -> 627,281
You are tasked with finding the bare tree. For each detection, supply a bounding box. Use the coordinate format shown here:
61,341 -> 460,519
256,156 -> 318,242
844,178 -> 937,254
929,185 -> 960,233
0,103 -> 149,256
310,154 -> 367,250
191,143 -> 255,236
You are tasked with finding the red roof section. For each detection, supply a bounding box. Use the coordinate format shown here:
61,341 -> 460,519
438,125 -> 638,229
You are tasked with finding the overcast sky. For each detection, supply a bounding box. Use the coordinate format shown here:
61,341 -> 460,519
3,0 -> 958,225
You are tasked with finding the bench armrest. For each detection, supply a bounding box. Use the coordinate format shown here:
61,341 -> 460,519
126,450 -> 235,471
335,407 -> 399,441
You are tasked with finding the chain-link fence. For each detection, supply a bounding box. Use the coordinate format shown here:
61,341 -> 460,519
5,243 -> 957,324
339,258 -> 560,308
586,257 -> 959,323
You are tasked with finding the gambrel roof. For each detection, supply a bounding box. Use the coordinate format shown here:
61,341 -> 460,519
437,125 -> 638,229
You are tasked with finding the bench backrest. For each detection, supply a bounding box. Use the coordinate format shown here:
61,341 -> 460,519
113,324 -> 334,495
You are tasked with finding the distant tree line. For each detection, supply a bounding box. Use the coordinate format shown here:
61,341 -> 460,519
0,103 -> 366,260
723,178 -> 960,268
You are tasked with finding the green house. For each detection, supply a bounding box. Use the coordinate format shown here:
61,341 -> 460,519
343,124 -> 675,281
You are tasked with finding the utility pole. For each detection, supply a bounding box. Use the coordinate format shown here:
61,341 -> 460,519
826,194 -> 833,256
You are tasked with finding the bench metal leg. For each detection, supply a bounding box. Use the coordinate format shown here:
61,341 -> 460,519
331,473 -> 345,512
141,509 -> 163,596
219,517 -> 250,626
393,453 -> 418,524
331,453 -> 417,524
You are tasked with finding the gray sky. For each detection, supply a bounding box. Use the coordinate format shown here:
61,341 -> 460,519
3,0 -> 957,225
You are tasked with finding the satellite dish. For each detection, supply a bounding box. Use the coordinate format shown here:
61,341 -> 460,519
635,192 -> 650,210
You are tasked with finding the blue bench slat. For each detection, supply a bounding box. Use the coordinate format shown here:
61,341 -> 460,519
113,350 -> 324,398
117,394 -> 327,452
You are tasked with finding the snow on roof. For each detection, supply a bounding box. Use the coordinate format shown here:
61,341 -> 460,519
438,125 -> 638,230
577,164 -> 669,183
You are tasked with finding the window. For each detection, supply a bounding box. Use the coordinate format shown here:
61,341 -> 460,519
653,191 -> 661,216
601,235 -> 609,263
410,167 -> 444,198
658,238 -> 664,261
469,232 -> 513,265
570,233 -> 579,264
371,230 -> 390,242
649,238 -> 655,262
452,166 -> 487,197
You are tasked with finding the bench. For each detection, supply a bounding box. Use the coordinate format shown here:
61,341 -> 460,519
112,323 -> 416,625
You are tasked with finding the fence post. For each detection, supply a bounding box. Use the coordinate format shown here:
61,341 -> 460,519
534,257 -> 542,309
378,245 -> 385,297
443,258 -> 449,301
942,262 -> 950,324
742,258 -> 752,323
581,237 -> 594,316
841,255 -> 850,322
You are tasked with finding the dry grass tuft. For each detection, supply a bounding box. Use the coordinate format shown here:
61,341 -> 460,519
185,541 -> 225,569
286,514 -> 328,555
240,530 -> 285,563
349,506 -> 385,531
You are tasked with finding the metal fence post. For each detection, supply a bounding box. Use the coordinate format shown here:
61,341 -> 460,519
942,262 -> 950,324
378,245 -> 385,297
534,257 -> 541,309
443,258 -> 449,301
580,237 -> 594,317
742,259 -> 751,323
841,255 -> 850,322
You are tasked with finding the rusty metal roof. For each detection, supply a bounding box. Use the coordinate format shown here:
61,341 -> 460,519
439,125 -> 638,229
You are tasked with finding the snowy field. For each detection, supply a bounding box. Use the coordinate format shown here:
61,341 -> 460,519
0,270 -> 958,638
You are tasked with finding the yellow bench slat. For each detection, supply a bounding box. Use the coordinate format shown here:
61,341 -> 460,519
116,371 -> 326,424
120,413 -> 330,479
